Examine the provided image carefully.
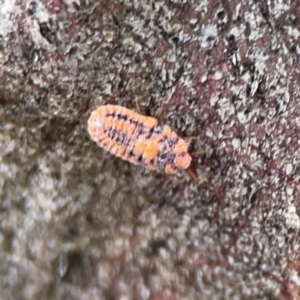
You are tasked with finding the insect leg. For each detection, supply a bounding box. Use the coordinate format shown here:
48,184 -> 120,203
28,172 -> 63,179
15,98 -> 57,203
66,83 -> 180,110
134,98 -> 141,114
186,168 -> 198,183
190,150 -> 206,157
155,97 -> 165,120
182,136 -> 198,140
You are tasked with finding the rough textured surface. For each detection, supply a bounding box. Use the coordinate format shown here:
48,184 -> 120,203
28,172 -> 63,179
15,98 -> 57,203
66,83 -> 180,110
1,0 -> 300,299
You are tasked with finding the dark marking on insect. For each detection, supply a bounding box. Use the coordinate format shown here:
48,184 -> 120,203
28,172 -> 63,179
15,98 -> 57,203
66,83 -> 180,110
88,105 -> 193,175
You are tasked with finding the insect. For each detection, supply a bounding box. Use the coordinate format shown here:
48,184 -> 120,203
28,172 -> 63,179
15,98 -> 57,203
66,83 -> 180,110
88,104 -> 196,177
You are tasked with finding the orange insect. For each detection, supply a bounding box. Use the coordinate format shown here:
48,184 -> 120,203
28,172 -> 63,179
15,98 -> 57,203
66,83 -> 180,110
88,104 -> 193,175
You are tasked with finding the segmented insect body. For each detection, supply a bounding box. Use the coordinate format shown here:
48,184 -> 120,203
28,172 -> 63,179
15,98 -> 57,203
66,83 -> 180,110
88,105 -> 192,174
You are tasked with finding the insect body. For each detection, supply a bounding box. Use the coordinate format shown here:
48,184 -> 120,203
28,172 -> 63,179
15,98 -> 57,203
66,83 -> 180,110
88,105 -> 192,174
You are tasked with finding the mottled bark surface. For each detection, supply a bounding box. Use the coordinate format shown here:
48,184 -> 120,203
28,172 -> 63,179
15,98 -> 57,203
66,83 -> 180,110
1,0 -> 300,299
